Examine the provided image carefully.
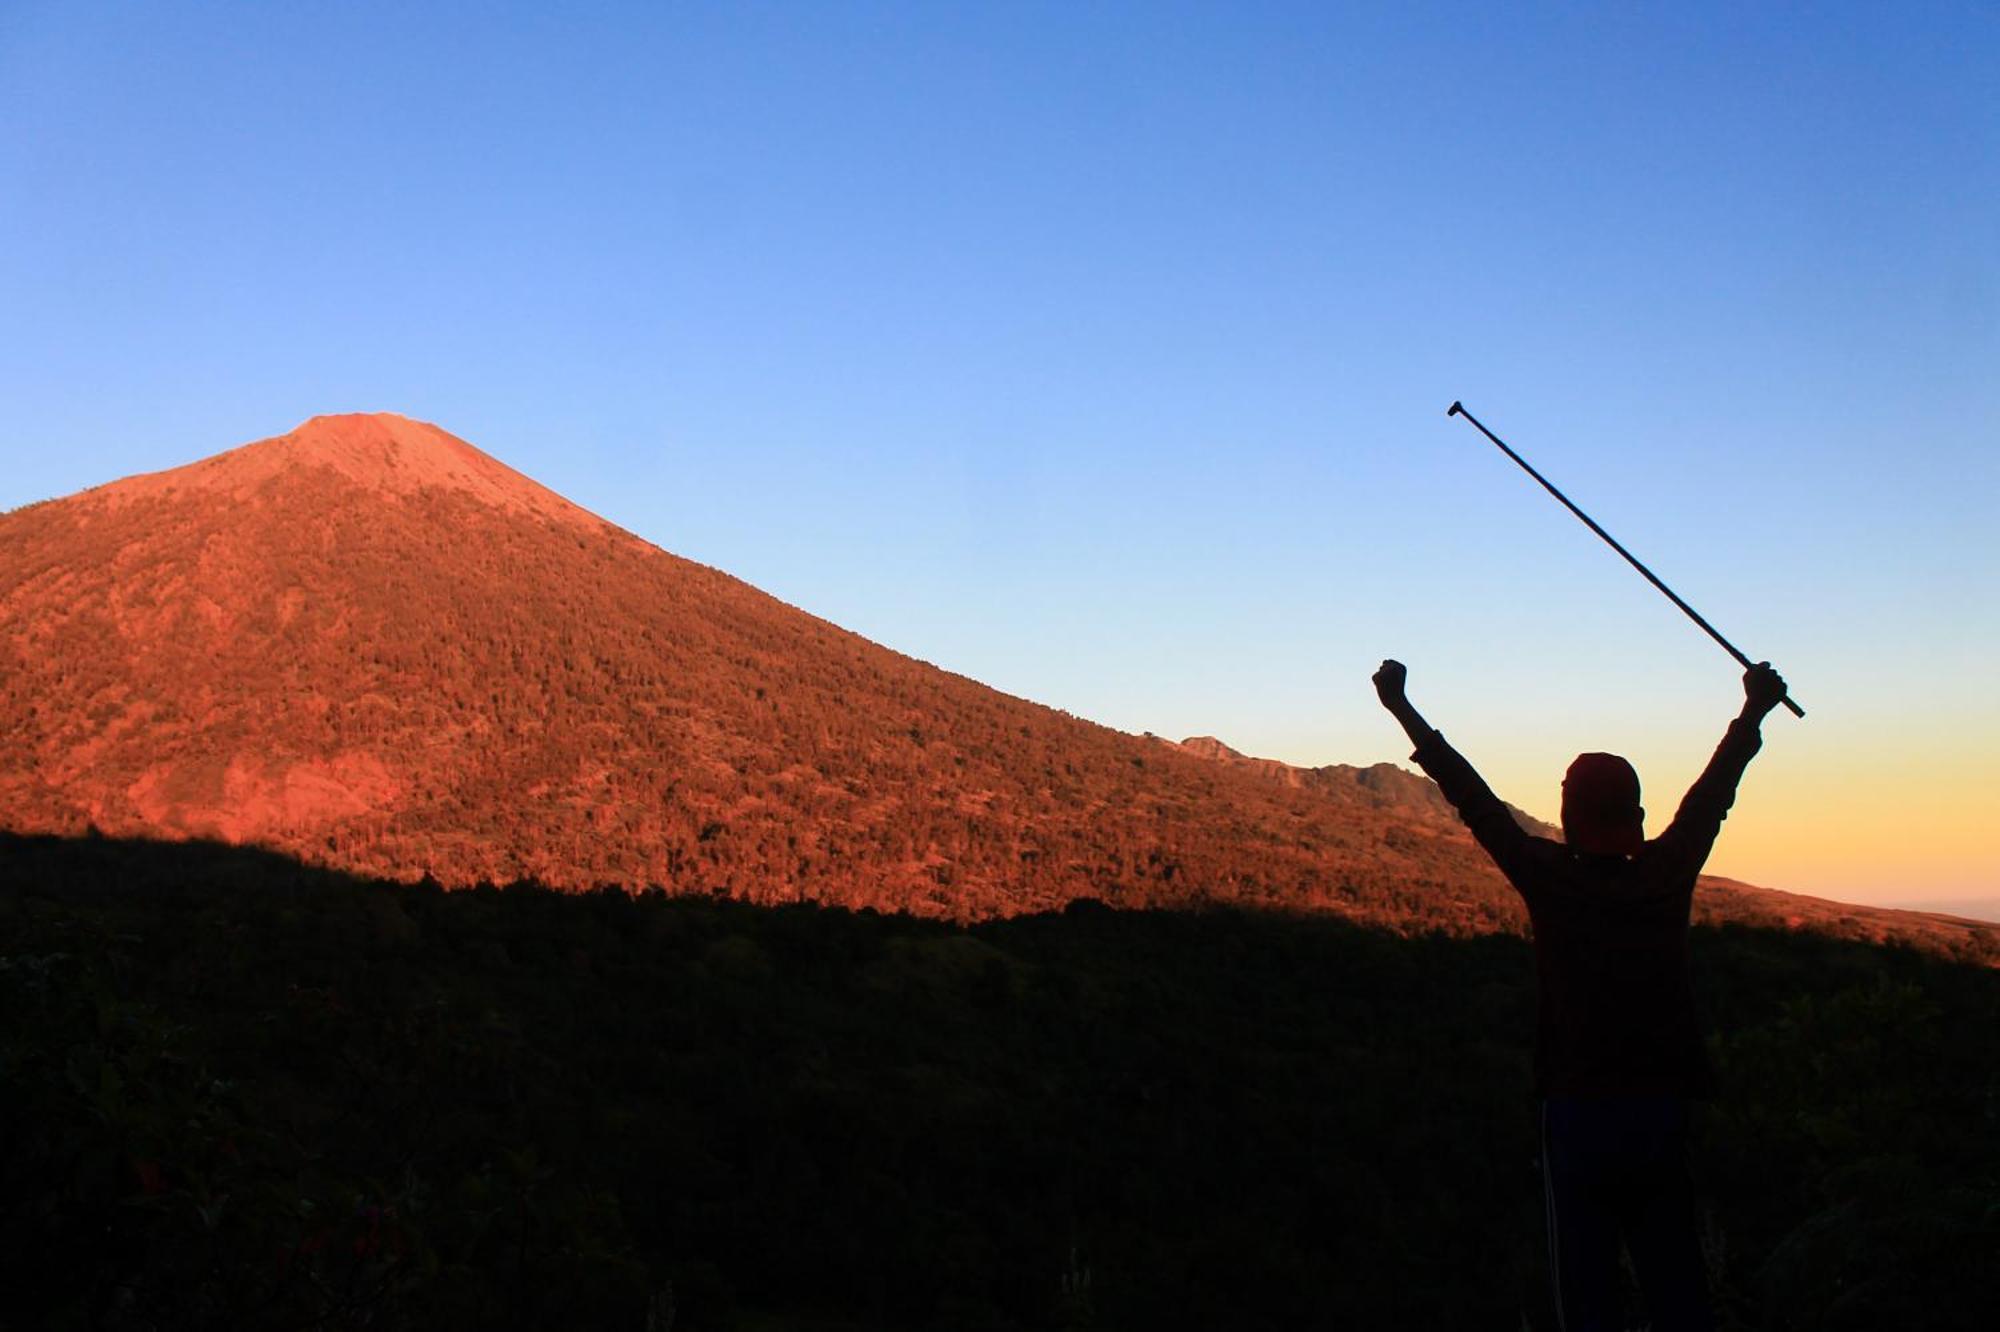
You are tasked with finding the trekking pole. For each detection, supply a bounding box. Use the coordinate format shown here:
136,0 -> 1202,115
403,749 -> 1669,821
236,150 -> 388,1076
1447,401 -> 1803,718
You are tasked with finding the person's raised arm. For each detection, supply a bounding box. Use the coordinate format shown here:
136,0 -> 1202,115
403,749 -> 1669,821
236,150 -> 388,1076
1657,662 -> 1787,866
1373,659 -> 1438,750
1374,659 -> 1536,876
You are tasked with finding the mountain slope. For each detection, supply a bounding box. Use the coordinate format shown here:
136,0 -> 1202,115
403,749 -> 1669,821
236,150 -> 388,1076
2,413 -> 1991,961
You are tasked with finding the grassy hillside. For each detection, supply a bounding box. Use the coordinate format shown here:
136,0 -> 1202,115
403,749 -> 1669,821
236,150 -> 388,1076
3,833 -> 1994,1330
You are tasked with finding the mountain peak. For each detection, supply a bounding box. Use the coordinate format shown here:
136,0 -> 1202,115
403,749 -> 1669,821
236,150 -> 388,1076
93,411 -> 601,531
284,410 -> 454,457
267,412 -> 516,495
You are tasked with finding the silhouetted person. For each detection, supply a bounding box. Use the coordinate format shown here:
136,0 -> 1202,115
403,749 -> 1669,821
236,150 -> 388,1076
1373,657 -> 1789,1332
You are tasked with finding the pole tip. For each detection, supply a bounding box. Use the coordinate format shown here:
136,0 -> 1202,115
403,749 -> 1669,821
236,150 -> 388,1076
1447,401 -> 1463,417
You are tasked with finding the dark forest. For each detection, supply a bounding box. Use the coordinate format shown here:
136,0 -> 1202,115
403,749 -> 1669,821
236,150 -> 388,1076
5,833 -> 1993,1330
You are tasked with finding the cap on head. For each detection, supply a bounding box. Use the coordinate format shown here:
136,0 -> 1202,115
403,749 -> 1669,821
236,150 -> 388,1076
1563,752 -> 1644,856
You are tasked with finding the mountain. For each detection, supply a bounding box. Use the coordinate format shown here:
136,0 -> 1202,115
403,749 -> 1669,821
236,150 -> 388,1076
3,412 -> 1993,961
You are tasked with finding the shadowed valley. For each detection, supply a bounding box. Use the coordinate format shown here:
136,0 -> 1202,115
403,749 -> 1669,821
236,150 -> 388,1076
5,832 -> 1996,1330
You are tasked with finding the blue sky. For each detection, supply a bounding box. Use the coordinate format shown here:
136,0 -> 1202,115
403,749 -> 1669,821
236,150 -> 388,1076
2,2 -> 1994,907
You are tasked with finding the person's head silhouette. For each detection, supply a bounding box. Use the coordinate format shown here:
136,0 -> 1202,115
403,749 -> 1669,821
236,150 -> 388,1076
1562,752 -> 1644,856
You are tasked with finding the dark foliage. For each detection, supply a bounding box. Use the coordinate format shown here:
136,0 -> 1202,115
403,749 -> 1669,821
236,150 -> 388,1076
3,834 -> 1995,1330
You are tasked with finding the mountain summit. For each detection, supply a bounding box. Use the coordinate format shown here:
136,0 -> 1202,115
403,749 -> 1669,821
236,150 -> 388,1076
3,415 -> 1992,959
92,412 -> 600,530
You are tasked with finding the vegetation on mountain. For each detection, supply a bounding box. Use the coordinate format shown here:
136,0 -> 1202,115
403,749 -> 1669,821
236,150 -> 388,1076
3,414 -> 1991,965
4,833 -> 1994,1330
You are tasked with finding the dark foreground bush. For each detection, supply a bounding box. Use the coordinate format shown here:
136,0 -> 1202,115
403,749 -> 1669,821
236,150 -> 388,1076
2,833 -> 1994,1329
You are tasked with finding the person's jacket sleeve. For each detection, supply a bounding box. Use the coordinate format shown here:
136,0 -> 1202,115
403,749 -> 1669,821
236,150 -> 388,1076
1652,716 -> 1763,874
1409,730 -> 1538,884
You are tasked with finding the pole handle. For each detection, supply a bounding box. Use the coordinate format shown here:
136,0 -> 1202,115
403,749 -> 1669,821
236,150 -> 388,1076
1715,642 -> 1806,718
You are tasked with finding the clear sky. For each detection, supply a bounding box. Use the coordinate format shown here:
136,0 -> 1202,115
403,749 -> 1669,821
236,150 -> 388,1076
3,2 -> 1994,913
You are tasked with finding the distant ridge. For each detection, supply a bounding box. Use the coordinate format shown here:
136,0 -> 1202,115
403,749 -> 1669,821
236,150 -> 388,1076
3,413 -> 1993,963
1883,898 -> 2000,925
1164,734 -> 1559,836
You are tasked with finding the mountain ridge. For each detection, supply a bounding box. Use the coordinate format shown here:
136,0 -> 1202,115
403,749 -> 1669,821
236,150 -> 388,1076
1165,733 -> 1560,837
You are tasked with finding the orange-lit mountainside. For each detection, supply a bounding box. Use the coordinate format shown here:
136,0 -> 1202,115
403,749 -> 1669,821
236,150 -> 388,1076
3,413 -> 1992,960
